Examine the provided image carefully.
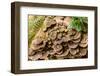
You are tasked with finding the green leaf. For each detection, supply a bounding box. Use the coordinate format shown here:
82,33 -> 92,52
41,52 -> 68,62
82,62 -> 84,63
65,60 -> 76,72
68,17 -> 88,32
28,16 -> 45,47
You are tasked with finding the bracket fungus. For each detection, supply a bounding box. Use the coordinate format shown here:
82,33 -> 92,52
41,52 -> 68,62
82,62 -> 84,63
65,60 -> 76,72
28,16 -> 88,60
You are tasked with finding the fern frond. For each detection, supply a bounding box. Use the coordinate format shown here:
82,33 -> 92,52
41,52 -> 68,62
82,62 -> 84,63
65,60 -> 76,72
68,17 -> 88,32
28,16 -> 45,47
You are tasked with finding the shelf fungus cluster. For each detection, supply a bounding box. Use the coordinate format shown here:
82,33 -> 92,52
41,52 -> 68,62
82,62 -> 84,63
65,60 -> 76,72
28,16 -> 88,60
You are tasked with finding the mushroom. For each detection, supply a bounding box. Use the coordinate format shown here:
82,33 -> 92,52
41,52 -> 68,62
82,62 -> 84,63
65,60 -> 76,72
57,33 -> 63,39
66,53 -> 75,59
62,36 -> 69,42
53,44 -> 63,52
49,50 -> 56,55
43,18 -> 56,32
79,48 -> 87,56
80,33 -> 88,44
54,16 -> 64,20
54,16 -> 64,25
62,42 -> 68,47
68,29 -> 76,36
53,39 -> 63,45
79,43 -> 88,48
79,34 -> 88,48
73,32 -> 81,40
28,48 -> 35,56
56,49 -> 70,57
59,26 -> 67,32
28,52 -> 42,60
31,38 -> 46,51
69,48 -> 79,55
32,38 -> 43,45
47,20 -> 56,28
68,41 -> 78,49
56,50 -> 63,55
40,51 -> 49,60
53,25 -> 59,30
49,31 -> 57,40
74,48 -> 87,58
73,38 -> 81,43
63,17 -> 72,26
